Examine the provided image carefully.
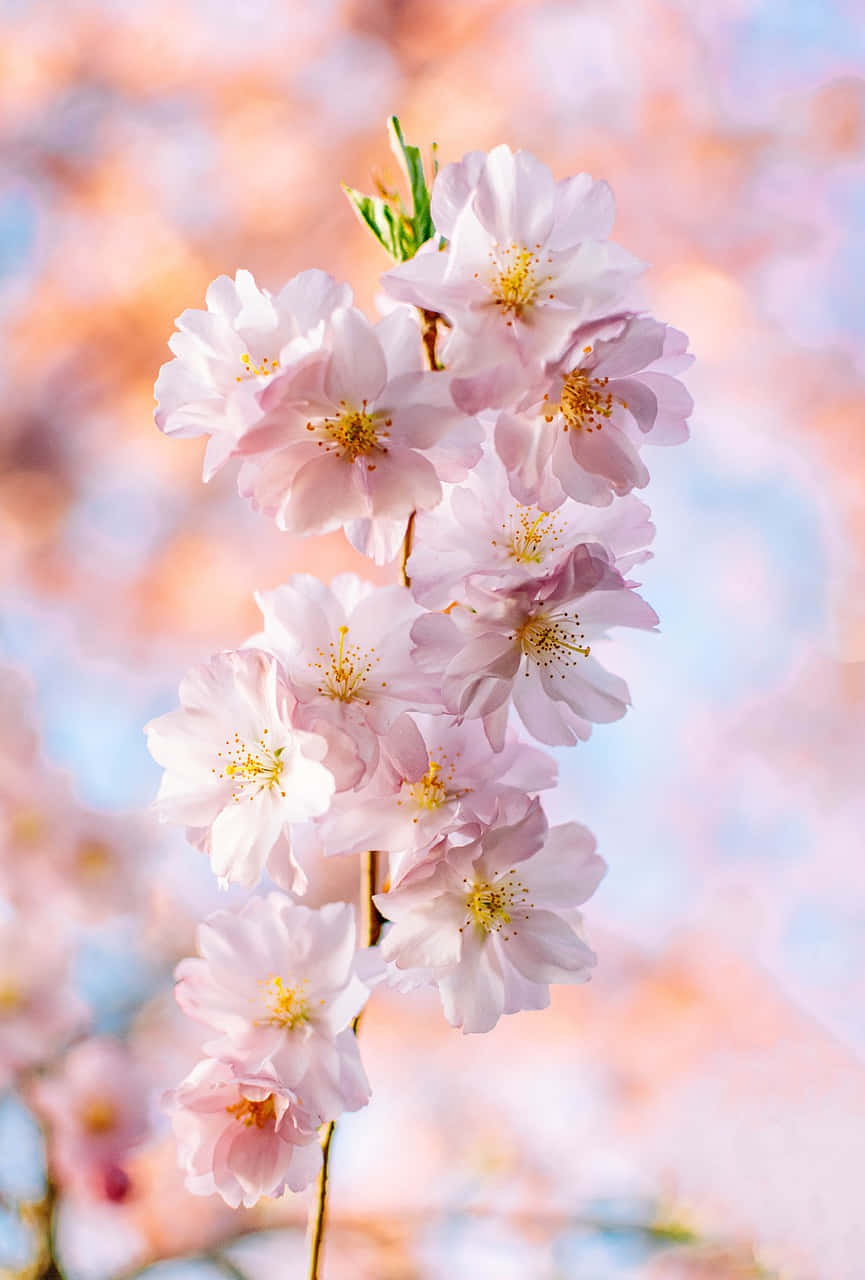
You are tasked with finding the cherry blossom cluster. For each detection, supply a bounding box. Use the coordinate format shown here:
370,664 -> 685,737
0,667 -> 151,1205
148,133 -> 692,1209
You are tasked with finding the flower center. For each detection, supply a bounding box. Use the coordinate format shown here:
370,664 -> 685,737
235,352 -> 280,383
10,809 -> 43,844
490,244 -> 547,317
261,975 -> 310,1029
517,613 -> 591,666
80,1098 -> 118,1135
312,625 -> 377,704
493,506 -> 563,565
310,400 -> 391,466
215,730 -> 286,801
407,761 -> 449,811
464,870 -> 530,936
0,983 -> 22,1017
77,839 -> 113,877
225,1095 -> 277,1129
556,368 -> 613,433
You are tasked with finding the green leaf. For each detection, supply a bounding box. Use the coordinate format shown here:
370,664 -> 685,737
341,185 -> 403,260
342,117 -> 437,262
388,115 -> 434,248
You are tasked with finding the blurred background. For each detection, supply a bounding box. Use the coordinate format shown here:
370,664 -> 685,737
2,0 -> 865,1276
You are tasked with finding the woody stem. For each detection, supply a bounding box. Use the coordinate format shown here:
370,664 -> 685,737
307,850 -> 381,1279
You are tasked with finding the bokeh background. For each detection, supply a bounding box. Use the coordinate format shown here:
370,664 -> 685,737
2,1 -> 865,1277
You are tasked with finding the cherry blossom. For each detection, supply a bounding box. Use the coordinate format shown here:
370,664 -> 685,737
31,1038 -> 149,1202
383,144 -> 643,370
165,1058 -> 323,1206
412,543 -> 658,748
249,573 -> 439,782
155,268 -> 351,480
145,648 -> 349,890
318,712 -> 557,887
235,305 -> 482,555
175,895 -> 370,1118
0,916 -> 88,1087
375,801 -> 606,1033
407,447 -> 654,610
492,314 -> 694,508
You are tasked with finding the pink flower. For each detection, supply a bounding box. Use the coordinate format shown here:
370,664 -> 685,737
155,269 -> 351,480
412,544 -> 658,748
165,1058 -> 322,1207
0,916 -> 88,1087
235,305 -> 482,556
491,314 -> 694,507
31,1038 -> 149,1202
408,446 -> 655,610
1,782 -> 149,923
319,712 -> 557,887
249,573 -> 440,783
375,801 -> 606,1033
383,145 -> 643,370
145,648 -> 348,890
175,895 -> 370,1119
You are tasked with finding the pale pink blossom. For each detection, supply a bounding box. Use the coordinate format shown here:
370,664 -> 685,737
235,305 -> 482,556
1,783 -> 149,923
155,269 -> 351,479
145,648 -> 350,890
319,712 -> 557,887
0,916 -> 88,1087
412,544 -> 658,748
249,573 -> 440,782
488,314 -> 694,508
375,801 -> 605,1033
165,1058 -> 322,1207
0,666 -> 39,790
383,145 -> 643,370
175,895 -> 369,1119
31,1038 -> 149,1202
408,447 -> 654,610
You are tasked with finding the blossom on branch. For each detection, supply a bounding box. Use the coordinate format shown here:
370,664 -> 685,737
249,573 -> 440,782
235,305 -> 482,557
145,648 -> 349,890
490,314 -> 694,508
407,447 -> 655,610
383,144 -> 643,370
155,269 -> 351,480
318,711 -> 557,887
375,801 -> 606,1033
175,895 -> 370,1119
413,543 -> 658,748
165,1058 -> 323,1206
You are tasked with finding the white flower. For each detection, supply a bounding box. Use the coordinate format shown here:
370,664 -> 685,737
145,648 -> 337,889
155,268 -> 350,479
375,801 -> 606,1033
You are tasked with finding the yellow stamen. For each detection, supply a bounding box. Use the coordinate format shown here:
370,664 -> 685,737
235,353 -> 280,382
0,983 -> 22,1016
463,870 -> 530,937
558,368 -> 614,433
490,244 -> 549,317
225,1095 -> 276,1128
516,613 -> 590,666
408,760 -> 448,811
261,975 -> 310,1029
311,625 -> 378,704
80,1099 -> 117,1135
215,731 -> 285,802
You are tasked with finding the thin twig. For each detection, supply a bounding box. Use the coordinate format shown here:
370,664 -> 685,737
418,309 -> 442,370
306,1121 -> 336,1280
400,512 -> 416,588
